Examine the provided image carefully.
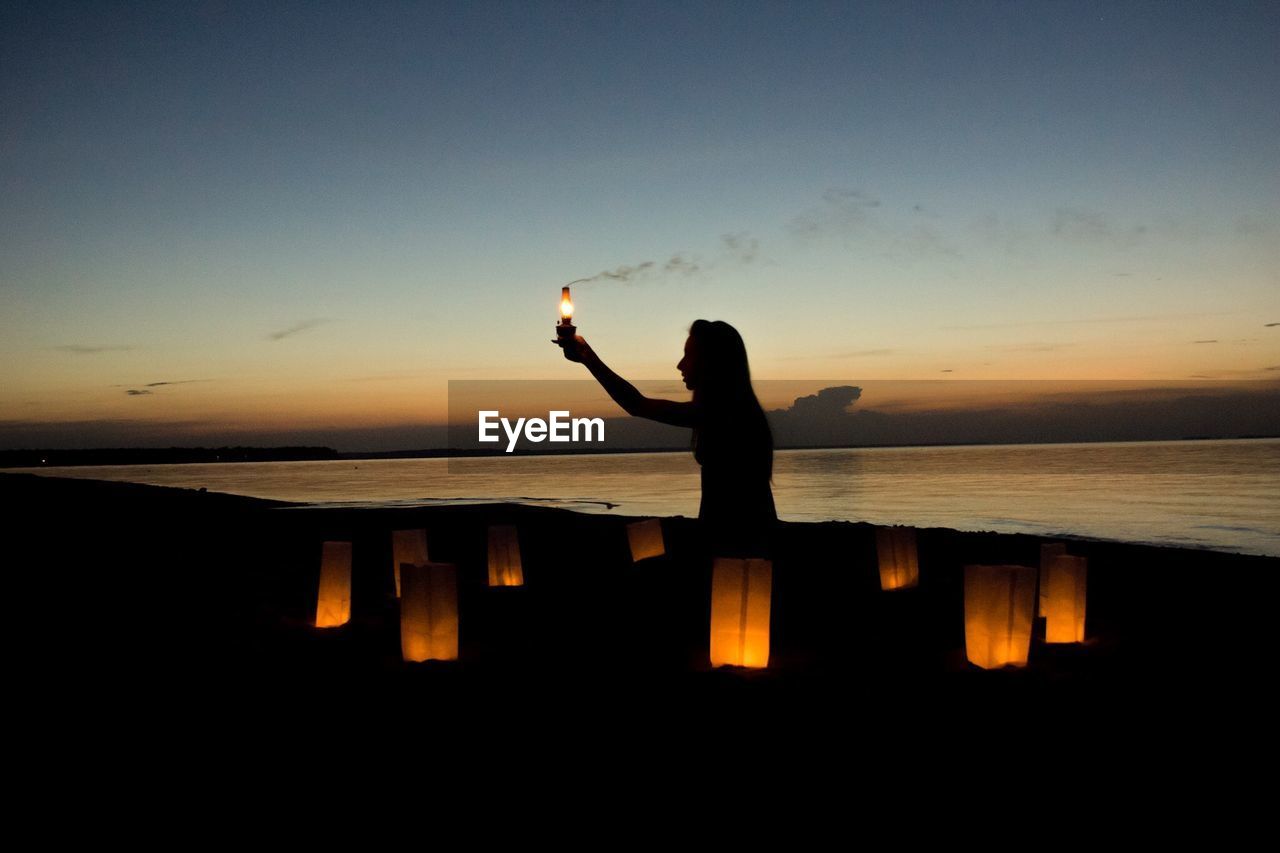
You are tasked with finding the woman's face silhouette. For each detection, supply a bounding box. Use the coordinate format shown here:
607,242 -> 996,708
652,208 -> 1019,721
677,335 -> 700,390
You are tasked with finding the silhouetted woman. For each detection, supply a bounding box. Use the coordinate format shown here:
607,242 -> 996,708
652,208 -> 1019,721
556,319 -> 776,557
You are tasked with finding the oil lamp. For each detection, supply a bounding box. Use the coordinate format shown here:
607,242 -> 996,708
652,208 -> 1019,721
556,286 -> 576,341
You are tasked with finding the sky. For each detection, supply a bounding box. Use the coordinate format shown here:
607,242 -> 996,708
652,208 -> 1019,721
2,1 -> 1278,450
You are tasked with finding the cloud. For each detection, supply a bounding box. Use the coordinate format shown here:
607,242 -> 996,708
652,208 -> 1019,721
977,208 -> 1158,257
1266,323 -> 1279,328
111,379 -> 207,390
662,254 -> 700,276
1193,340 -> 1219,344
895,224 -> 961,259
771,385 -> 863,417
1051,207 -> 1148,248
570,185 -> 969,290
787,188 -> 882,238
720,232 -> 759,264
125,389 -> 152,396
268,318 -> 331,341
53,345 -> 133,354
788,188 -> 961,260
1215,366 -> 1280,379
0,418 -> 451,453
833,348 -> 894,358
763,384 -> 1280,449
973,213 -> 1036,256
764,386 -> 865,448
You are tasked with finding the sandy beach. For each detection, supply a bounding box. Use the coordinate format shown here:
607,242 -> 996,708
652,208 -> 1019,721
9,468 -> 1276,746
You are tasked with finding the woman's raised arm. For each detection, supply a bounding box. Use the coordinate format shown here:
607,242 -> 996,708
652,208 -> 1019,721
555,335 -> 697,428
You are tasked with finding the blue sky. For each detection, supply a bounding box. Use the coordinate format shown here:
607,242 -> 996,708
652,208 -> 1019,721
2,1 -> 1277,449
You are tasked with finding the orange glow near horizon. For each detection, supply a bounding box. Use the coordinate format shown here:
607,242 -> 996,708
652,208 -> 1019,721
6,376 -> 1273,448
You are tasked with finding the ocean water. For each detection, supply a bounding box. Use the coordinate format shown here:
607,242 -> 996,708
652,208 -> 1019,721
10,438 -> 1279,556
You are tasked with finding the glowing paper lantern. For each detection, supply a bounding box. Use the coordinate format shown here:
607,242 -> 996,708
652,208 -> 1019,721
391,529 -> 429,597
875,526 -> 919,591
627,519 -> 665,562
314,541 -> 352,628
1038,542 -> 1067,617
709,557 -> 772,668
399,562 -> 459,662
1042,554 -> 1087,644
964,564 -> 1036,669
487,524 -> 524,587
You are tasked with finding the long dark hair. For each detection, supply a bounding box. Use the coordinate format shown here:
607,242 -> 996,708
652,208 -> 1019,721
688,319 -> 773,478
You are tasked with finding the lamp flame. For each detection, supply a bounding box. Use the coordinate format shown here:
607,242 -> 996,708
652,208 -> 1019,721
560,286 -> 574,322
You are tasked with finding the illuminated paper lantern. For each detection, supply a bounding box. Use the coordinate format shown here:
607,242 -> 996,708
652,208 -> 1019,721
964,564 -> 1036,669
709,557 -> 772,668
1038,542 -> 1067,617
314,541 -> 352,628
627,519 -> 666,562
487,524 -> 524,587
399,562 -> 459,662
391,528 -> 429,597
875,526 -> 919,591
1042,554 -> 1087,644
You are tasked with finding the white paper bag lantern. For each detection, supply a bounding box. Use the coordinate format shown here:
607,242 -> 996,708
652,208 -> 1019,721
1042,554 -> 1087,644
399,561 -> 459,662
1038,542 -> 1067,617
875,526 -> 919,591
314,541 -> 352,628
627,518 -> 665,562
964,564 -> 1036,669
487,524 -> 524,587
709,557 -> 772,668
391,528 -> 429,597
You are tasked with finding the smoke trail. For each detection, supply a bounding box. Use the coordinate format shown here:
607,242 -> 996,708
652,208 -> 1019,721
566,234 -> 762,287
568,255 -> 704,287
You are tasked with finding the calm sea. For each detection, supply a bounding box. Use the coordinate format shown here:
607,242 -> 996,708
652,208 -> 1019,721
10,438 -> 1279,556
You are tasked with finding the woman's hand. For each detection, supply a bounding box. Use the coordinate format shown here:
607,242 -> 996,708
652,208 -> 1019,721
552,333 -> 592,363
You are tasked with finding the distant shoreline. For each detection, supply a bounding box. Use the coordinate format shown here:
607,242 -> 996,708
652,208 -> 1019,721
1,434 -> 1276,468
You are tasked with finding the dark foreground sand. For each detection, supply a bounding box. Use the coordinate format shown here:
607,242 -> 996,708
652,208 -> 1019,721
7,470 -> 1277,758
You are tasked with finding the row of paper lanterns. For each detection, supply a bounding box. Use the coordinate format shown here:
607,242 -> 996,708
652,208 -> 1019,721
314,520 -> 1086,670
879,529 -> 1088,668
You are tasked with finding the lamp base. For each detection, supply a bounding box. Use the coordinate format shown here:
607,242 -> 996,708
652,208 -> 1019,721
556,323 -> 577,340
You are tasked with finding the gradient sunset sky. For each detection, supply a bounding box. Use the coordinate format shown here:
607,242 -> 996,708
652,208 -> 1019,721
3,1 -> 1277,450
